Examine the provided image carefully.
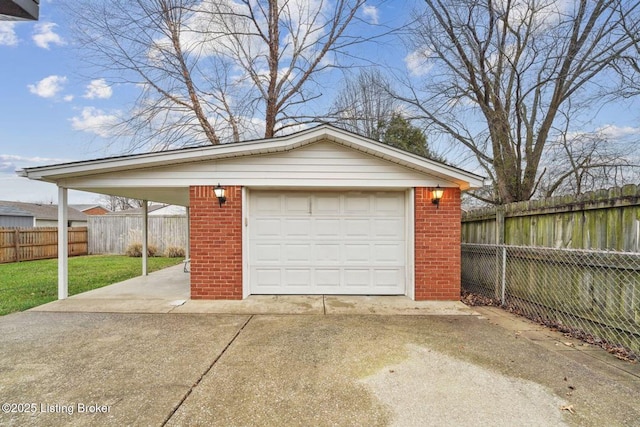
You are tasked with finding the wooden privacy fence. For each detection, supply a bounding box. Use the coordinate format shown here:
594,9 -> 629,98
0,227 -> 88,263
88,215 -> 187,255
462,184 -> 640,250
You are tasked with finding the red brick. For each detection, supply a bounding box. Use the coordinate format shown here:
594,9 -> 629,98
189,185 -> 243,300
414,187 -> 461,301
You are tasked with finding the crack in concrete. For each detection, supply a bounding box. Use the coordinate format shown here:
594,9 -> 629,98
161,315 -> 254,426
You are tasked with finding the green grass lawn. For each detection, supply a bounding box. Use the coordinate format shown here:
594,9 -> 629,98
0,255 -> 183,316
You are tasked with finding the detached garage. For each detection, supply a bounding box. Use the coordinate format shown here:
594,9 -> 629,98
20,125 -> 483,301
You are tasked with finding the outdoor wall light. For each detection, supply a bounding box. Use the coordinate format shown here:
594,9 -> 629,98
432,185 -> 444,209
214,183 -> 227,207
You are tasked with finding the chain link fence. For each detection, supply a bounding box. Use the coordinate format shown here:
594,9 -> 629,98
461,243 -> 640,358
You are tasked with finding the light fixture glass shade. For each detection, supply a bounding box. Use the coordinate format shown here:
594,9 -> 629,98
214,183 -> 226,199
432,186 -> 444,201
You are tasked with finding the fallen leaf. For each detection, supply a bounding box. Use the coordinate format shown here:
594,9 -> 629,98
563,342 -> 575,347
561,405 -> 575,414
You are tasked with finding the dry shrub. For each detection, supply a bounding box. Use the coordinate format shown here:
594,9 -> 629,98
165,246 -> 185,258
125,242 -> 158,257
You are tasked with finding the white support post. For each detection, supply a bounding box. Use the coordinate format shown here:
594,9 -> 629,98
185,206 -> 190,261
57,186 -> 68,300
142,200 -> 148,276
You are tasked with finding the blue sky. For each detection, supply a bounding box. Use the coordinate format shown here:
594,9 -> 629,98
0,2 -> 134,204
0,1 -> 421,205
0,0 -> 638,205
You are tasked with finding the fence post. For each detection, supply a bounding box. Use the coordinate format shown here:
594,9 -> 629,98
14,229 -> 20,262
495,206 -> 505,301
501,246 -> 506,305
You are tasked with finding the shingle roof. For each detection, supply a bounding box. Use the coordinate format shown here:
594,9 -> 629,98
0,205 -> 33,217
0,201 -> 87,221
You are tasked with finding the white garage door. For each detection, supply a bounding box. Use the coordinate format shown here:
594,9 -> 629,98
249,191 -> 406,295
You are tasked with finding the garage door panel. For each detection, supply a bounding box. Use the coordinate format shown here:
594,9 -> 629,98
284,218 -> 312,238
314,244 -> 340,262
314,195 -> 341,214
374,194 -> 404,215
253,268 -> 281,287
343,219 -> 370,237
255,244 -> 281,263
344,195 -> 370,214
249,191 -> 405,295
285,269 -> 312,287
373,244 -> 404,263
344,244 -> 370,262
374,269 -> 403,287
316,269 -> 341,286
344,269 -> 370,287
315,219 -> 341,237
284,195 -> 309,214
254,195 -> 282,214
255,218 -> 281,237
373,218 -> 403,238
284,244 -> 311,262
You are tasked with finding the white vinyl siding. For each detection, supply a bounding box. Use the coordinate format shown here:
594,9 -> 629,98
62,141 -> 446,190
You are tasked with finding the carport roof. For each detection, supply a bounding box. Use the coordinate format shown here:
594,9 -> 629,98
18,125 -> 484,204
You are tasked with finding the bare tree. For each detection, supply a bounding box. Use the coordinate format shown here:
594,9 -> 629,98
329,68 -> 397,139
70,0 -> 380,150
400,0 -> 640,204
540,115 -> 640,197
98,195 -> 145,212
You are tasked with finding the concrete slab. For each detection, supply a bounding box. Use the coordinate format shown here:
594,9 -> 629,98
0,311 -> 250,427
1,311 -> 639,426
29,265 -> 481,316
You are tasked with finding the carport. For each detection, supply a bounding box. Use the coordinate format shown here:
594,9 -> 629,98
19,125 -> 483,301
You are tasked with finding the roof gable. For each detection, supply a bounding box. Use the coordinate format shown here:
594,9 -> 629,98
18,126 -> 484,206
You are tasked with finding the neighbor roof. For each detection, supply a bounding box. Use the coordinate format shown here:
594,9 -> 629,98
0,205 -> 34,218
0,201 -> 87,222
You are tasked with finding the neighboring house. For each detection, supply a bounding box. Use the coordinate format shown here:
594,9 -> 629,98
150,205 -> 186,216
0,201 -> 87,227
0,205 -> 35,228
20,125 -> 484,301
71,204 -> 111,216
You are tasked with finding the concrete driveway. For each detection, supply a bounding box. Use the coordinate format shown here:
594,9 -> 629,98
1,307 -> 639,426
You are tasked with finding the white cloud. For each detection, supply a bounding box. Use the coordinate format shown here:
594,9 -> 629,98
595,125 -> 640,140
83,79 -> 113,99
63,95 -> 74,102
362,5 -> 379,24
70,107 -> 119,137
404,48 -> 433,77
0,154 -> 73,177
0,22 -> 19,46
0,162 -> 15,173
0,154 -> 70,164
27,75 -> 67,98
32,22 -> 65,49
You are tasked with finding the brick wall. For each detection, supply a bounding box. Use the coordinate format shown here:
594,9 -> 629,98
189,185 -> 461,301
189,186 -> 243,299
414,187 -> 461,300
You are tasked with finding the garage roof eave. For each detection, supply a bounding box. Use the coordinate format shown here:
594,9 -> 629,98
19,125 -> 485,189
